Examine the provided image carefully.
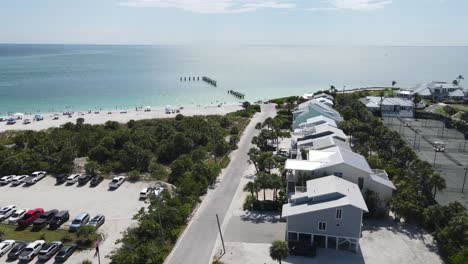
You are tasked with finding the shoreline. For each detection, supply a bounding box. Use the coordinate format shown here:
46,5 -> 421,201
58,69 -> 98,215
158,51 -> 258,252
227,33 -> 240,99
0,104 -> 243,132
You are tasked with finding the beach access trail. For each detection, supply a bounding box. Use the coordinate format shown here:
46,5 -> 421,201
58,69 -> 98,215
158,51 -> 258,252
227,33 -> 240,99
164,103 -> 276,264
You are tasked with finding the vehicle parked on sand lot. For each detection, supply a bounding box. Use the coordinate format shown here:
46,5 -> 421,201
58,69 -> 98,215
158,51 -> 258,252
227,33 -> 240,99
90,176 -> 104,187
153,186 -> 164,197
18,208 -> 44,227
66,174 -> 80,185
25,171 -> 47,185
55,174 -> 68,184
0,205 -> 17,221
19,240 -> 45,261
78,174 -> 92,185
38,241 -> 62,261
69,212 -> 90,231
7,242 -> 26,260
49,210 -> 70,229
33,209 -> 58,229
109,176 -> 125,189
0,175 -> 15,185
54,244 -> 76,262
139,188 -> 153,199
88,214 -> 105,229
11,175 -> 28,185
0,240 -> 15,258
8,208 -> 27,224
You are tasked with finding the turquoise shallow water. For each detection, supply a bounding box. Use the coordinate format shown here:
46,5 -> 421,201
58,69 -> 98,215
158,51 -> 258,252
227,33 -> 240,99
0,44 -> 467,114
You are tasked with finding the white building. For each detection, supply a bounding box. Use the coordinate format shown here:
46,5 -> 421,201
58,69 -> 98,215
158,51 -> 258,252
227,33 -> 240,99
402,81 -> 466,101
359,96 -> 414,117
293,99 -> 343,129
285,146 -> 396,205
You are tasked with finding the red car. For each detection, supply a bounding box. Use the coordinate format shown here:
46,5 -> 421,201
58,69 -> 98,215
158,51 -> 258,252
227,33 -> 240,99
18,208 -> 44,226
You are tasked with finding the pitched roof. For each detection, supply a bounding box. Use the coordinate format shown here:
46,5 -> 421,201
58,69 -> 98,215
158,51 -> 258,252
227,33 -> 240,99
297,135 -> 350,151
282,176 -> 368,217
449,89 -> 465,97
298,115 -> 337,129
362,96 -> 413,107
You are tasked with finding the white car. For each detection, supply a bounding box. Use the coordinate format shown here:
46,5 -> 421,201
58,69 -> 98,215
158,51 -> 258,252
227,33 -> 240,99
24,171 -> 47,184
0,205 -> 17,221
11,175 -> 28,185
0,175 -> 15,185
109,176 -> 125,189
0,240 -> 15,258
66,174 -> 81,185
153,187 -> 164,197
8,208 -> 27,224
19,240 -> 45,261
139,188 -> 151,199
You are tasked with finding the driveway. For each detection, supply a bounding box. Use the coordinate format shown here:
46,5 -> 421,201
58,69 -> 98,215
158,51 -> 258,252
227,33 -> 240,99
0,176 -> 150,263
164,103 -> 276,264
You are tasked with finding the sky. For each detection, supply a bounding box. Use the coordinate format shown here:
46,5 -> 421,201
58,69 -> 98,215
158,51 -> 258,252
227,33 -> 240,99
1,0 -> 467,45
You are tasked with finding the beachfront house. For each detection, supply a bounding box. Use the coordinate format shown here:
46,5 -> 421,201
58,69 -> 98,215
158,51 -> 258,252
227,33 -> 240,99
292,99 -> 343,129
283,176 -> 368,252
285,146 -> 396,205
359,96 -> 414,118
403,82 -> 466,101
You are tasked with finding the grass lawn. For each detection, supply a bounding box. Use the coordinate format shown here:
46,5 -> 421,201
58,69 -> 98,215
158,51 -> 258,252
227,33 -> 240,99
0,224 -> 98,247
434,107 -> 449,116
367,89 -> 395,97
451,104 -> 468,112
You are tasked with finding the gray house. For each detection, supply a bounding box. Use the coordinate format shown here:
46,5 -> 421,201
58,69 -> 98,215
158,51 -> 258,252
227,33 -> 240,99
283,176 -> 368,252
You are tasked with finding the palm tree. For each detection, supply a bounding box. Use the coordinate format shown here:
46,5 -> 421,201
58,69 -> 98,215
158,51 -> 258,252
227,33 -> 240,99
269,240 -> 289,264
453,79 -> 459,86
430,173 -> 446,199
457,74 -> 464,84
392,80 -> 397,88
413,92 -> 421,120
243,181 -> 256,199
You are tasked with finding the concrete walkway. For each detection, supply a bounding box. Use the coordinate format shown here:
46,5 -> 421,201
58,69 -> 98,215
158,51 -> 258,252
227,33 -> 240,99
164,104 -> 276,264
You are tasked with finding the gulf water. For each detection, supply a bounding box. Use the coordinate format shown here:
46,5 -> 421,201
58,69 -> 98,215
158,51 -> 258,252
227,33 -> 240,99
0,44 -> 467,114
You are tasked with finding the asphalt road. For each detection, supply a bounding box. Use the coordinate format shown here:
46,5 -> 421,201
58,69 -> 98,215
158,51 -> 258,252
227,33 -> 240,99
165,103 -> 276,264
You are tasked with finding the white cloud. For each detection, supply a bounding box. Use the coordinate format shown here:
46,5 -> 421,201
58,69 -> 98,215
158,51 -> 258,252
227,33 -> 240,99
325,0 -> 392,11
119,0 -> 295,13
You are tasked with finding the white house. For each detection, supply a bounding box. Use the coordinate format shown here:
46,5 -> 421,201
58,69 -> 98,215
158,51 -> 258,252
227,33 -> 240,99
359,96 -> 414,117
283,176 -> 368,252
285,146 -> 396,204
293,99 -> 343,129
404,81 -> 466,101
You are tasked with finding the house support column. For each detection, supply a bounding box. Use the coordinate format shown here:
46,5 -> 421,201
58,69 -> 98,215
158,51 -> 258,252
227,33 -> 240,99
325,236 -> 328,248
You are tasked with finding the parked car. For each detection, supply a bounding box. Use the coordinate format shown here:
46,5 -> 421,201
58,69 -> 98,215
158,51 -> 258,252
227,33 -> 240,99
55,174 -> 68,184
8,208 -> 27,224
18,208 -> 44,227
78,174 -> 92,185
33,209 -> 58,229
23,119 -> 31,125
54,244 -> 76,262
88,214 -> 105,229
49,210 -> 70,229
33,115 -> 44,121
109,176 -> 125,189
66,174 -> 80,185
0,205 -> 17,221
24,171 -> 47,185
273,149 -> 289,157
7,242 -> 27,260
69,212 -> 90,231
19,240 -> 45,261
11,175 -> 28,185
153,187 -> 164,197
0,175 -> 15,185
37,241 -> 62,261
0,240 -> 15,258
90,176 -> 104,187
139,188 -> 153,199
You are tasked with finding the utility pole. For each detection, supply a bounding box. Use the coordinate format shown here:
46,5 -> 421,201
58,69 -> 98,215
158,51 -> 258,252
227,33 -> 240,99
216,214 -> 226,255
462,167 -> 468,193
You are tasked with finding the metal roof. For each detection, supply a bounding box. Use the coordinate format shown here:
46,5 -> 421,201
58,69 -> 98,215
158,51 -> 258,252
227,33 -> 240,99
282,176 -> 368,217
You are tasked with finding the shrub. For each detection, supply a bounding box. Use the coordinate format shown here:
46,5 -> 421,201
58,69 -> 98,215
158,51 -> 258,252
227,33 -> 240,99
61,234 -> 72,243
128,170 -> 141,182
230,126 -> 239,135
243,194 -> 255,210
175,114 -> 184,121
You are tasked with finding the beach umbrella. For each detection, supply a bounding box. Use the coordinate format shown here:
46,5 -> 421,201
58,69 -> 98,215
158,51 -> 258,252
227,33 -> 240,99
14,113 -> 24,119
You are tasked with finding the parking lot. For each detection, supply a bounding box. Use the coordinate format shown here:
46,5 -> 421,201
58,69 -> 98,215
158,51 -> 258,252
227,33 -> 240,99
0,176 -> 150,263
383,117 -> 468,207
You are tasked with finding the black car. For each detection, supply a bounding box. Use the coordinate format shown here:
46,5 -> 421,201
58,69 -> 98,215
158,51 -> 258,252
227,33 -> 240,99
78,174 -> 92,185
32,209 -> 58,228
90,176 -> 104,187
38,241 -> 63,261
55,174 -> 68,184
49,210 -> 70,229
7,242 -> 27,260
54,244 -> 77,262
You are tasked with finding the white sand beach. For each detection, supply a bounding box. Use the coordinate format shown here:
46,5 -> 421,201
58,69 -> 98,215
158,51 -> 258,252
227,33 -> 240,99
0,104 -> 243,132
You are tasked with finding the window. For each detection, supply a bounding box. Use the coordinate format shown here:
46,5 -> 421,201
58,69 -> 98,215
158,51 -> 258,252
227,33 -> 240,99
288,232 -> 298,241
318,221 -> 327,231
336,209 -> 343,220
334,172 -> 343,178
